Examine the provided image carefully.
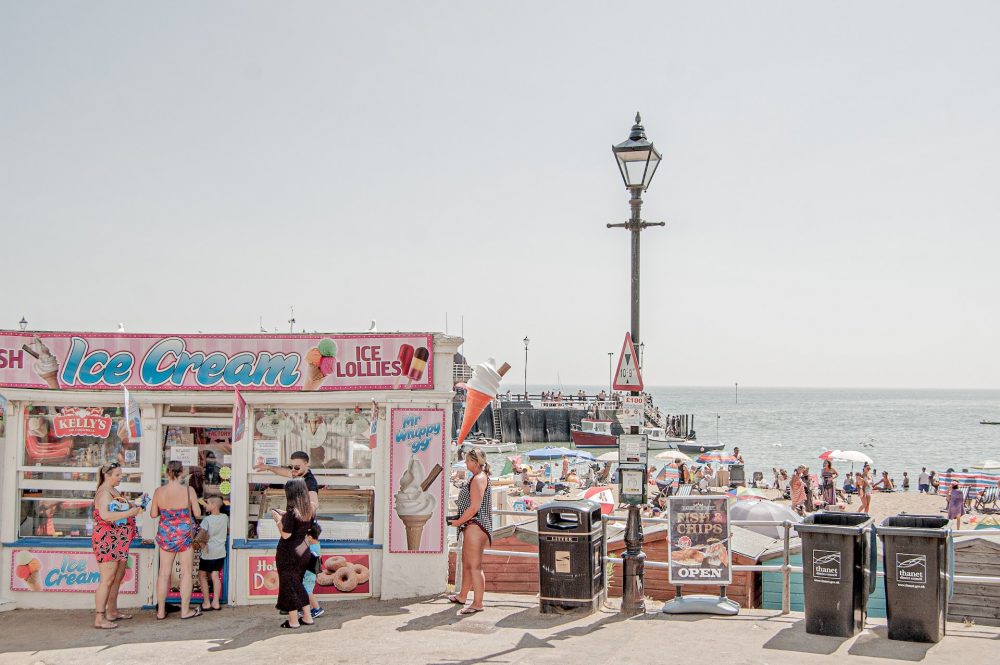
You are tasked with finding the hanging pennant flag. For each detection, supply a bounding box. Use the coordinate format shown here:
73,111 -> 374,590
368,400 -> 378,449
123,387 -> 142,439
233,388 -> 247,442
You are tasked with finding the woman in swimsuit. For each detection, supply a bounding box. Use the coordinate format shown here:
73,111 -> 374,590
92,462 -> 145,629
858,463 -> 873,513
447,448 -> 492,615
150,460 -> 202,620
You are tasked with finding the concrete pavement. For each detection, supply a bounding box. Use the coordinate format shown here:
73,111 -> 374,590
1,594 -> 997,664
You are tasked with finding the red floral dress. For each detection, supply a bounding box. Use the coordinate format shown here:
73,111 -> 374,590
91,495 -> 135,564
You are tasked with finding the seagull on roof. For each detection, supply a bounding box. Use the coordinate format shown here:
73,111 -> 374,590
117,323 -> 125,333
368,320 -> 377,333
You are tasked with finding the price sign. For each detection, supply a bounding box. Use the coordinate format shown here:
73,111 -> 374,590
620,395 -> 644,427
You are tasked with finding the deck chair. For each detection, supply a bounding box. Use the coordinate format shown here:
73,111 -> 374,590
674,484 -> 694,497
975,486 -> 999,513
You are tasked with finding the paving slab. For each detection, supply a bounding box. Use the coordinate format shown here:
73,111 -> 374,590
1,595 -> 997,665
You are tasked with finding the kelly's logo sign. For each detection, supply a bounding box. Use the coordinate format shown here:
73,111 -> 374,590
52,407 -> 112,438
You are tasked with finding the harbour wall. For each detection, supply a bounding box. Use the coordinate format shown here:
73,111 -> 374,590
453,403 -> 624,444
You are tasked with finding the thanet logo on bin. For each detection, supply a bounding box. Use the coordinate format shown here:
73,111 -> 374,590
812,550 -> 841,581
895,554 -> 927,586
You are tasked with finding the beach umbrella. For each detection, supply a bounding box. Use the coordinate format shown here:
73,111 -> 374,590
729,500 -> 801,539
654,450 -> 692,463
597,451 -> 619,462
818,449 -> 838,461
584,486 -> 615,515
525,446 -> 595,461
697,452 -> 739,465
827,450 -> 873,466
728,486 -> 769,501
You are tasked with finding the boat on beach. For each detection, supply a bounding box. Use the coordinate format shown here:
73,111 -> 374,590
456,435 -> 518,455
981,420 -> 1000,425
676,439 -> 726,455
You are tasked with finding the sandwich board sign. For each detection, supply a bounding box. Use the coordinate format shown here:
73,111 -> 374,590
613,332 -> 644,392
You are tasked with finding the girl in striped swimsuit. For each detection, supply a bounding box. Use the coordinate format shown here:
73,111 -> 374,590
448,448 -> 493,615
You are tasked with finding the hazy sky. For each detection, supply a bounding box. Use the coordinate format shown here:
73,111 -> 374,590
2,2 -> 998,389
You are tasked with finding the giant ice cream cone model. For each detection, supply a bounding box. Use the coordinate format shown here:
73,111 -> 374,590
456,358 -> 511,446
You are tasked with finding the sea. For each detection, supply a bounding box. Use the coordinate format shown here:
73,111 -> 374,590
513,385 -> 1000,479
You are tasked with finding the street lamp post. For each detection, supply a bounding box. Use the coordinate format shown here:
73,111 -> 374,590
523,336 -> 530,399
609,112 -> 664,617
19,317 -> 28,332
638,342 -> 645,370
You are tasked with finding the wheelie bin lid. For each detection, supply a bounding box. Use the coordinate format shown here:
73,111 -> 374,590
794,511 -> 873,535
877,514 -> 951,538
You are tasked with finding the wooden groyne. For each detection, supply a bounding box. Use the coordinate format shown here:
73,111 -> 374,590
453,403 -> 626,444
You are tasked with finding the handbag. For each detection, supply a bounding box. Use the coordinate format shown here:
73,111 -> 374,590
308,552 -> 323,575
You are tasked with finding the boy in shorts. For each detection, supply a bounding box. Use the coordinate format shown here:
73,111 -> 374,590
302,521 -> 324,618
197,497 -> 228,610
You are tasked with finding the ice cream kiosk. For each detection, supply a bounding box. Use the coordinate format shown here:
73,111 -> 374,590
0,330 -> 461,610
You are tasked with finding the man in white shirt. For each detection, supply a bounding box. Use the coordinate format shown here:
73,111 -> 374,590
918,468 -> 930,493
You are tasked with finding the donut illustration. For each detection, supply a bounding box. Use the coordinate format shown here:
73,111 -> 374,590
323,556 -> 348,573
263,570 -> 280,591
352,564 -> 370,585
333,567 -> 358,592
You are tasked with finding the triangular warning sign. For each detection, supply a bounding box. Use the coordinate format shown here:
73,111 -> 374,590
613,332 -> 644,392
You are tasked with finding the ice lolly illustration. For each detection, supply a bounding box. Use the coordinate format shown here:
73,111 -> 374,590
302,338 -> 337,391
25,338 -> 60,389
394,456 -> 440,550
404,347 -> 429,385
394,343 -> 415,389
456,358 -> 511,446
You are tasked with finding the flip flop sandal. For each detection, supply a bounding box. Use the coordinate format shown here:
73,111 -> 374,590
181,608 -> 203,620
201,606 -> 215,612
458,606 -> 484,615
108,613 -> 133,620
280,620 -> 301,629
446,594 -> 466,604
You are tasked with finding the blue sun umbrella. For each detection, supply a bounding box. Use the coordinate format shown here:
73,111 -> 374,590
525,447 -> 594,461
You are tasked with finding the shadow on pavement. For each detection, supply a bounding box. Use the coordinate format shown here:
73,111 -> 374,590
762,619 -> 848,655
421,612 -> 626,665
847,626 -> 934,661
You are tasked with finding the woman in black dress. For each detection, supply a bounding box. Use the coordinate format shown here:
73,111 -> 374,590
271,477 -> 315,628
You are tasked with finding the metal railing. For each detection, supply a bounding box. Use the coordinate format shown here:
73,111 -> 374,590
451,509 -> 1000,615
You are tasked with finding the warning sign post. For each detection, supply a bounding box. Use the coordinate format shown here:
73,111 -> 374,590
613,332 -> 644,392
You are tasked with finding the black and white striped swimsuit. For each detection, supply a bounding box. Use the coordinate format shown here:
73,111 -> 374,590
456,473 -> 493,543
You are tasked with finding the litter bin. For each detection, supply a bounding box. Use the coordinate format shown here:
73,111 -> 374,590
877,515 -> 951,643
795,512 -> 876,637
537,500 -> 605,613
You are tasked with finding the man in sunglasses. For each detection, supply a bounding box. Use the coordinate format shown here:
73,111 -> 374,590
255,451 -> 320,510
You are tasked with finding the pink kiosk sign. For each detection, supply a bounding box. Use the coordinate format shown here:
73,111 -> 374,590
0,332 -> 433,392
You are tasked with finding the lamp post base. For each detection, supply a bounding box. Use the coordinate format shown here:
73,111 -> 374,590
620,504 -> 646,617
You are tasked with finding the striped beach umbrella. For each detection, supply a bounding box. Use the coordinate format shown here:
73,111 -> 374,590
697,452 -> 739,465
728,486 -> 769,501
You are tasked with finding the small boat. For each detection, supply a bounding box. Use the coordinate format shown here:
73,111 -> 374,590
570,419 -> 617,449
456,436 -> 518,454
640,426 -> 687,451
676,440 -> 726,455
981,420 -> 1000,425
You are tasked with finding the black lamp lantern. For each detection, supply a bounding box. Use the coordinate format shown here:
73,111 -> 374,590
612,112 -> 661,191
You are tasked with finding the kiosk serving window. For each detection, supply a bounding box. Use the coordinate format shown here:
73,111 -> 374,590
248,407 -> 375,540
18,406 -> 142,538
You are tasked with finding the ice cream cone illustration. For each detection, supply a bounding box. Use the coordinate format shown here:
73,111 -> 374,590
24,338 -> 60,389
394,457 -> 442,551
302,338 -> 337,391
15,552 -> 42,591
400,514 -> 432,550
456,359 -> 511,446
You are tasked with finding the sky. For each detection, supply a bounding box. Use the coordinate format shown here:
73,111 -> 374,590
2,2 -> 998,389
